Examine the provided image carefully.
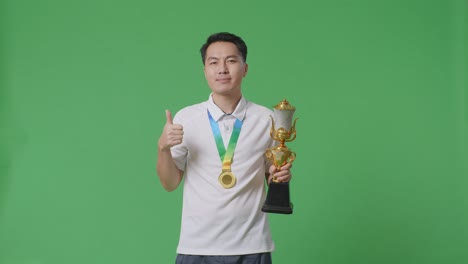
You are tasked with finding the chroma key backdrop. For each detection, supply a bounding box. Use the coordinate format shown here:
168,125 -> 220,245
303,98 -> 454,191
1,0 -> 467,263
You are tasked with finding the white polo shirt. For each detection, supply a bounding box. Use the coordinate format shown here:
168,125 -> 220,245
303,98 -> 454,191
171,94 -> 275,255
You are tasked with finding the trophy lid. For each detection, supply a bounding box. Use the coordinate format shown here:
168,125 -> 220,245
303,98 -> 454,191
274,99 -> 295,110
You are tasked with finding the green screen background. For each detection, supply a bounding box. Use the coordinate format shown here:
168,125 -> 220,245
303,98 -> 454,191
1,0 -> 467,263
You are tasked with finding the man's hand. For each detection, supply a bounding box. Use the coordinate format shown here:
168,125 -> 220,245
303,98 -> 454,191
158,110 -> 184,151
268,163 -> 293,183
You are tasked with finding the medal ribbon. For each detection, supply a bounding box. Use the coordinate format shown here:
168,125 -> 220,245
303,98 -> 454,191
208,110 -> 243,171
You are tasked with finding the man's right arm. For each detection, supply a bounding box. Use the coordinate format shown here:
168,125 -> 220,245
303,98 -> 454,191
156,110 -> 184,192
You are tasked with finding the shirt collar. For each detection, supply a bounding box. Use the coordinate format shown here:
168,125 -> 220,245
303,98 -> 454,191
207,94 -> 247,122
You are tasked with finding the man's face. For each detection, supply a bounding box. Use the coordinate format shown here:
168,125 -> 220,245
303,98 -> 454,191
204,41 -> 248,97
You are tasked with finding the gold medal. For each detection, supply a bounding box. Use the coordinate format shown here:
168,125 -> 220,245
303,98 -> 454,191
218,171 -> 236,189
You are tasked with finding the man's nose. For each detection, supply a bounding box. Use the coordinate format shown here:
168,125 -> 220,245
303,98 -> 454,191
218,62 -> 229,74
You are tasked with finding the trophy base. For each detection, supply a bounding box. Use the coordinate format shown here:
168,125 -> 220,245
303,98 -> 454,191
262,181 -> 293,214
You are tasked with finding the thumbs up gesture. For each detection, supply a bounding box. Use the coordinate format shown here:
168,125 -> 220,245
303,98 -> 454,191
158,110 -> 184,151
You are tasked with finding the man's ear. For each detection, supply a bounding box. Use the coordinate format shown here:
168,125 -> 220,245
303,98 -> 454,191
243,63 -> 249,77
203,65 -> 207,77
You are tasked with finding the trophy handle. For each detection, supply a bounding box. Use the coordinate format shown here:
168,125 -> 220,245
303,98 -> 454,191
265,149 -> 273,161
289,151 -> 296,163
285,118 -> 298,142
285,132 -> 296,142
291,118 -> 298,132
269,115 -> 278,140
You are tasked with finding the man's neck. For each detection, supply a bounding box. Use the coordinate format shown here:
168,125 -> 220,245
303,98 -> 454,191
212,93 -> 242,114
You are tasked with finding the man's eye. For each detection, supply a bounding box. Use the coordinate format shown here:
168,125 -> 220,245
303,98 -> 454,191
209,61 -> 217,65
227,60 -> 236,63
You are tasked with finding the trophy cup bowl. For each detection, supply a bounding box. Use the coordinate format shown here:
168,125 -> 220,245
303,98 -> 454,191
262,99 -> 298,214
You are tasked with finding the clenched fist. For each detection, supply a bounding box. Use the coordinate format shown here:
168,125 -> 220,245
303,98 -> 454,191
268,163 -> 292,183
158,110 -> 184,151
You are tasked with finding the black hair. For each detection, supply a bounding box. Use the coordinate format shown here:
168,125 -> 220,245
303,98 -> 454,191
200,32 -> 247,65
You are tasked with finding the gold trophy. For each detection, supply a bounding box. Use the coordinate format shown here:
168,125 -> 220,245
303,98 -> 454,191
262,99 -> 298,214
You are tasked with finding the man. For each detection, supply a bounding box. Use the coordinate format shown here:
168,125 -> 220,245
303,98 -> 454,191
157,32 -> 292,264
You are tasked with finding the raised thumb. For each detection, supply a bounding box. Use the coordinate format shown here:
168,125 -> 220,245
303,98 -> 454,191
165,110 -> 173,124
